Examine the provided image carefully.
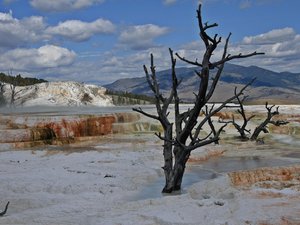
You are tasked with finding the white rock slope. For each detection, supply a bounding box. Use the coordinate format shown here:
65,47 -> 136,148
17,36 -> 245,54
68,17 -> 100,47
2,81 -> 113,107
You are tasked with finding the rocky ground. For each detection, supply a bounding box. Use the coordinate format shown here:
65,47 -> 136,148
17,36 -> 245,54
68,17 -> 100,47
0,105 -> 300,225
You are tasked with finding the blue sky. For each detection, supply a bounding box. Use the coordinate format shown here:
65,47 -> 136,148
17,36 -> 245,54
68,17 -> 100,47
0,0 -> 299,85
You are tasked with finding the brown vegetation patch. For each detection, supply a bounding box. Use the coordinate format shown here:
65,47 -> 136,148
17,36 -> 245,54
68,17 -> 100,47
213,111 -> 237,120
266,202 -> 291,207
259,216 -> 300,225
43,146 -> 98,156
229,165 -> 300,188
270,123 -> 300,136
254,191 -> 285,199
272,114 -> 300,122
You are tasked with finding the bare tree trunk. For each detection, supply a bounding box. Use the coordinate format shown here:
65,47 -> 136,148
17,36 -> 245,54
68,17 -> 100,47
162,145 -> 190,192
162,126 -> 174,191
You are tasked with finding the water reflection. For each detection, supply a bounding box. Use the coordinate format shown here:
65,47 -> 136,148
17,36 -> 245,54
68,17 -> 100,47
284,153 -> 300,158
200,156 -> 296,173
271,134 -> 300,147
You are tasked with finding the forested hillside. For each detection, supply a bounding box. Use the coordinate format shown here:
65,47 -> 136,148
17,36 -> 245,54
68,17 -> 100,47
0,73 -> 47,86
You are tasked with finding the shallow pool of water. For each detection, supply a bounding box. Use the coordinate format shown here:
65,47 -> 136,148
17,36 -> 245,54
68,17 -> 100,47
284,153 -> 300,158
271,134 -> 300,147
131,156 -> 298,200
131,168 -> 218,200
200,156 -> 297,173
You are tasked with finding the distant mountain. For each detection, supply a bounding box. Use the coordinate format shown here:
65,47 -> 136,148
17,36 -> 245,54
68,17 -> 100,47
105,64 -> 300,104
1,81 -> 113,107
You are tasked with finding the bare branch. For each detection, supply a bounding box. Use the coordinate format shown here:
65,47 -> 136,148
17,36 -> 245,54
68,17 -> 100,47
269,120 -> 289,126
198,130 -> 213,142
205,32 -> 231,101
197,4 -> 219,48
0,201 -> 9,217
250,103 -> 289,140
202,104 -> 219,144
203,21 -> 218,30
132,107 -> 160,121
169,48 -> 182,136
155,132 -> 175,143
194,78 -> 255,140
175,53 -> 203,67
211,51 -> 265,68
144,65 -> 156,94
187,123 -> 227,152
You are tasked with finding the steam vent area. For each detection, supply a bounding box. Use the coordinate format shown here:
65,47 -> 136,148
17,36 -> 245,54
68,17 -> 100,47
0,106 -> 160,150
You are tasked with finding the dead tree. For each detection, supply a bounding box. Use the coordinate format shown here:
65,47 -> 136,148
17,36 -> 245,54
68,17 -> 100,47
0,82 -> 6,107
9,78 -> 18,107
250,103 -> 289,141
0,202 -> 9,217
133,4 -> 263,193
7,70 -> 18,107
10,83 -> 16,107
229,89 -> 255,140
223,97 -> 289,141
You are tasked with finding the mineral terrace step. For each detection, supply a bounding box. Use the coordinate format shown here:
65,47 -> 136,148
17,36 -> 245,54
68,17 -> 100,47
0,129 -> 33,143
112,122 -> 162,133
0,125 -> 7,129
0,112 -> 140,127
0,112 -> 146,150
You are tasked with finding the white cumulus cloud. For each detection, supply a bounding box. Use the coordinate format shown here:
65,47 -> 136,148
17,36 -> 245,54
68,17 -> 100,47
239,0 -> 252,9
0,11 -> 48,48
171,26 -> 300,73
229,28 -> 300,72
0,45 -> 76,71
242,27 -> 296,45
46,19 -> 115,42
30,0 -> 105,12
163,0 -> 177,5
119,24 -> 169,50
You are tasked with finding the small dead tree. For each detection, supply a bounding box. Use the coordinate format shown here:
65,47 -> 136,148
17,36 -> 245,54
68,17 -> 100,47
10,83 -> 16,107
9,78 -> 18,107
8,73 -> 22,107
225,96 -> 289,141
250,103 -> 289,141
0,82 -> 6,107
226,89 -> 255,140
7,70 -> 17,107
133,4 -> 263,193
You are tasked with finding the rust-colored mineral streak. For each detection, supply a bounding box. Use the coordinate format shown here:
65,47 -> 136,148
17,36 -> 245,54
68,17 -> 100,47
229,165 -> 300,187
